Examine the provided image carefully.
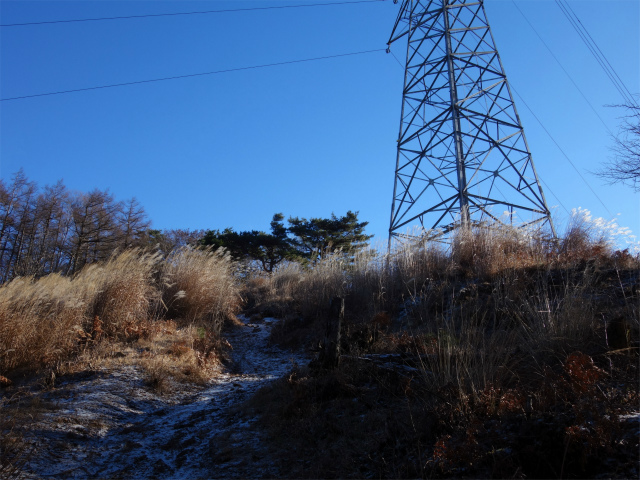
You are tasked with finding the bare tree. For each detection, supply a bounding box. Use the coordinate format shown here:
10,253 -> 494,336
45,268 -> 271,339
67,189 -> 122,274
118,197 -> 151,249
144,229 -> 206,256
0,171 -> 157,281
0,171 -> 37,280
8,186 -> 39,278
597,102 -> 640,192
33,181 -> 70,275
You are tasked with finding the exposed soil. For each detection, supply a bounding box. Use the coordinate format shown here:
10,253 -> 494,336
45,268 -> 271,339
2,316 -> 307,479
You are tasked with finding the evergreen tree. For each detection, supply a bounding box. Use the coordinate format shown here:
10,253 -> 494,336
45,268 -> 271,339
200,214 -> 294,273
286,210 -> 372,260
200,211 -> 372,272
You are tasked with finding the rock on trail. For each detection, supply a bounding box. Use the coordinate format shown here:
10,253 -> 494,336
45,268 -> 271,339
14,316 -> 306,479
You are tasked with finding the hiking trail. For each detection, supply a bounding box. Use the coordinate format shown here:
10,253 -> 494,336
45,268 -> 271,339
13,316 -> 306,479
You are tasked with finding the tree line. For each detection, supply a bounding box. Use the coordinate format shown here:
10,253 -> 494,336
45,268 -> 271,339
0,170 -> 153,280
0,170 -> 372,281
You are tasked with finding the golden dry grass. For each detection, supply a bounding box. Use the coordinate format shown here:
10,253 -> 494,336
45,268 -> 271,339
0,274 -> 85,372
161,247 -> 241,331
77,249 -> 161,338
0,247 -> 240,378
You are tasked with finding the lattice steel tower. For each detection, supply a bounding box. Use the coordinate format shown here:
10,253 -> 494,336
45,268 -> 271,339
388,0 -> 555,241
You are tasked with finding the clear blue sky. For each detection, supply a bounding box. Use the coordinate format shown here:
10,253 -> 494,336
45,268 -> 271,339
1,0 -> 638,248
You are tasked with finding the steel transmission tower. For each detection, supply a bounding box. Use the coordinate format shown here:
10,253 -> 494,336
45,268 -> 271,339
388,0 -> 556,242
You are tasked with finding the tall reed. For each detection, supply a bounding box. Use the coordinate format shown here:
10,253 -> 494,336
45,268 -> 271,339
75,249 -> 161,337
0,247 -> 241,375
0,274 -> 85,372
161,247 -> 241,332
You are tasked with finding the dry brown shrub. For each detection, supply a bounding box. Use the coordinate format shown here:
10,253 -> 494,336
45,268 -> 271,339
293,253 -> 348,320
139,323 -> 224,390
391,235 -> 449,285
371,311 -> 391,329
555,208 -> 640,270
141,356 -> 172,393
559,212 -> 604,263
242,273 -> 295,318
451,222 -> 549,277
245,254 -> 347,322
346,248 -> 392,320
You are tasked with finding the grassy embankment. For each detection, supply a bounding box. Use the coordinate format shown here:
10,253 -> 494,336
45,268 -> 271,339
239,221 -> 638,478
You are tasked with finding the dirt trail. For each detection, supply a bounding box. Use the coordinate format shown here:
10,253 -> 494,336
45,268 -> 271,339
12,316 -> 306,479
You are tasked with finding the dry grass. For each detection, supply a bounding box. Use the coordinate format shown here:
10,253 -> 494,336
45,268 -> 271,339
238,220 -> 638,477
0,274 -> 85,373
0,250 -> 162,374
139,322 -> 227,390
246,219 -> 637,373
77,249 -> 160,338
161,247 -> 241,332
56,319 -> 227,393
450,223 -> 549,277
0,247 -> 240,380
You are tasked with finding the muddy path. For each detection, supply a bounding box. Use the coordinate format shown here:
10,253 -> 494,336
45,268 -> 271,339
9,317 -> 306,479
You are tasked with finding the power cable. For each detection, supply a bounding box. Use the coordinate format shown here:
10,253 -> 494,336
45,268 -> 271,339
0,48 -> 386,102
511,1 -> 613,135
388,49 -> 405,70
0,0 -> 384,27
561,0 -> 638,106
555,0 -> 638,107
510,84 -> 614,218
540,179 -> 570,217
555,0 -> 631,105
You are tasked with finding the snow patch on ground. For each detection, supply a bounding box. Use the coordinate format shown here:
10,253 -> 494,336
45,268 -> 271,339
11,316 -> 307,479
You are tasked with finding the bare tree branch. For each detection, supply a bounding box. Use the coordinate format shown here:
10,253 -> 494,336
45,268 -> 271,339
596,102 -> 640,192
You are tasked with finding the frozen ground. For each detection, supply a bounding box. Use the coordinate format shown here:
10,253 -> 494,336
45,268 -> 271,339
9,316 -> 307,479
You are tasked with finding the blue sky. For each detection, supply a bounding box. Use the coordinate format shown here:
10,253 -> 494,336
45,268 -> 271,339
1,0 -> 638,248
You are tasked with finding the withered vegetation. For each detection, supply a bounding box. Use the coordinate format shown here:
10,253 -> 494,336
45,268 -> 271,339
0,247 -> 241,383
240,221 -> 638,479
0,212 -> 638,479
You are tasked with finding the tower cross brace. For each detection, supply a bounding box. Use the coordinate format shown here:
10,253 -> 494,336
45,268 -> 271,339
388,0 -> 556,242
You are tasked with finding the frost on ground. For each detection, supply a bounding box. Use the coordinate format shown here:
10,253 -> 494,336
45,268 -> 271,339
4,316 -> 307,479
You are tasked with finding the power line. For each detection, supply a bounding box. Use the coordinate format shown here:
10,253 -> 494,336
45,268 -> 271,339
0,0 -> 384,27
0,48 -> 386,102
555,1 -> 629,103
388,49 -> 404,70
540,179 -> 571,217
563,0 -> 638,107
555,0 -> 638,108
510,84 -> 614,218
511,1 -> 613,136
